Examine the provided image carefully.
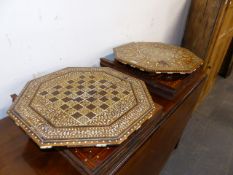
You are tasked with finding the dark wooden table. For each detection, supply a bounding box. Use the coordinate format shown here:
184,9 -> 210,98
0,63 -> 205,175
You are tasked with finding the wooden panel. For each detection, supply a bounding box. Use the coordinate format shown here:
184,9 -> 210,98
219,3 -> 233,36
182,0 -> 232,102
201,36 -> 232,97
182,0 -> 223,59
219,39 -> 233,77
200,2 -> 233,99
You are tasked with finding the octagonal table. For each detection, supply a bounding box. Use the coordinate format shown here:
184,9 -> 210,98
8,67 -> 160,148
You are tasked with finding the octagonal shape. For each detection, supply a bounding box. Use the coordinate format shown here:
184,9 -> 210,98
114,42 -> 203,74
8,67 -> 161,149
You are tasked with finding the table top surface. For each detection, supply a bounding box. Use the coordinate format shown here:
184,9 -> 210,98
8,67 -> 159,148
114,42 -> 203,74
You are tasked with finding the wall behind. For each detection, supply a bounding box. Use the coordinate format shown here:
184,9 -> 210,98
0,0 -> 191,119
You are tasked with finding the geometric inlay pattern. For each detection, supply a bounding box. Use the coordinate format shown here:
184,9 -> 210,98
114,42 -> 203,74
8,67 -> 161,149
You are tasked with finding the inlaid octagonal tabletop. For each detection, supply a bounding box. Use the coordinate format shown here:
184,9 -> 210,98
8,67 -> 161,149
114,42 -> 203,74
